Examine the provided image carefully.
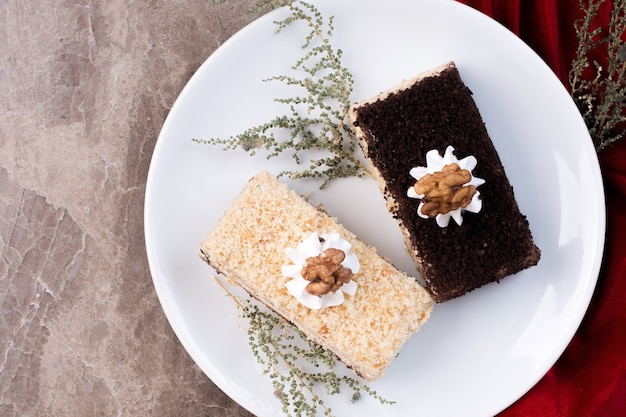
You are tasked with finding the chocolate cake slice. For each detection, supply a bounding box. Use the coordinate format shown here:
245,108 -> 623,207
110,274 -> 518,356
349,61 -> 540,302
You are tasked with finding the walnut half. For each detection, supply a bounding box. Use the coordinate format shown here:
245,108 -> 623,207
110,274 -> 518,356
413,163 -> 477,218
301,248 -> 353,296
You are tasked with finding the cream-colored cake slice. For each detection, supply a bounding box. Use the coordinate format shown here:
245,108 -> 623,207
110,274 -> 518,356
200,171 -> 434,381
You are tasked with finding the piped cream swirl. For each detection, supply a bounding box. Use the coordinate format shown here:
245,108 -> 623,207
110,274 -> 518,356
282,232 -> 359,310
407,145 -> 485,227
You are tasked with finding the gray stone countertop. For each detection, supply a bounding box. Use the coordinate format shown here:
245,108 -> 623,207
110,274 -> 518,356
0,1 -> 261,415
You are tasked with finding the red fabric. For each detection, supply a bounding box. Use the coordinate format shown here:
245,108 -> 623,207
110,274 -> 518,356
455,1 -> 626,416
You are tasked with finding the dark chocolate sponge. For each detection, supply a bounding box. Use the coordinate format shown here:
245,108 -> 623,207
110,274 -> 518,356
349,62 -> 540,302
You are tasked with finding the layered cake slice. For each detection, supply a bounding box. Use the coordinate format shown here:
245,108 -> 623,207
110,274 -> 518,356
200,171 -> 434,381
349,61 -> 541,302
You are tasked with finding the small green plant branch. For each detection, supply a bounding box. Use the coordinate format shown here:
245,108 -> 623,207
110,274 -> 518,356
248,0 -> 292,13
212,276 -> 394,417
569,0 -> 626,151
195,1 -> 369,188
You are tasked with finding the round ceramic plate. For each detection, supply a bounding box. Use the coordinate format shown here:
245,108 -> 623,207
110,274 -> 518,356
144,1 -> 605,416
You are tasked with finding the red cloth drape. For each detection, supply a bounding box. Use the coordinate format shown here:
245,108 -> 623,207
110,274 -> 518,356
455,1 -> 626,416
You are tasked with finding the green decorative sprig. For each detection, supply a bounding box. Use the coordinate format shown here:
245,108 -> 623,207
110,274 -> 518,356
213,277 -> 394,417
195,1 -> 368,188
569,0 -> 626,151
248,0 -> 291,13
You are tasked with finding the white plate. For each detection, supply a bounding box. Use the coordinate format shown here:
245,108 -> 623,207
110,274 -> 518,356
144,1 -> 605,416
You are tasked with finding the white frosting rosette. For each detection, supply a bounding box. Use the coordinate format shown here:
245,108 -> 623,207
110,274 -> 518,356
282,232 -> 359,310
407,145 -> 485,228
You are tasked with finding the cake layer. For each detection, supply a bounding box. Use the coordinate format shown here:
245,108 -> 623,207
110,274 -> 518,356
349,62 -> 541,302
200,171 -> 434,380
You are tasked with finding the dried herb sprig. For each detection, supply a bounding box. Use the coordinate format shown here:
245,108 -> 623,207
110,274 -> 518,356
213,277 -> 394,417
194,1 -> 368,188
569,0 -> 626,151
248,0 -> 291,14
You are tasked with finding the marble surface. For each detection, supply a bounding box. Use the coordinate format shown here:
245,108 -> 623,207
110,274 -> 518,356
0,1 -> 260,415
